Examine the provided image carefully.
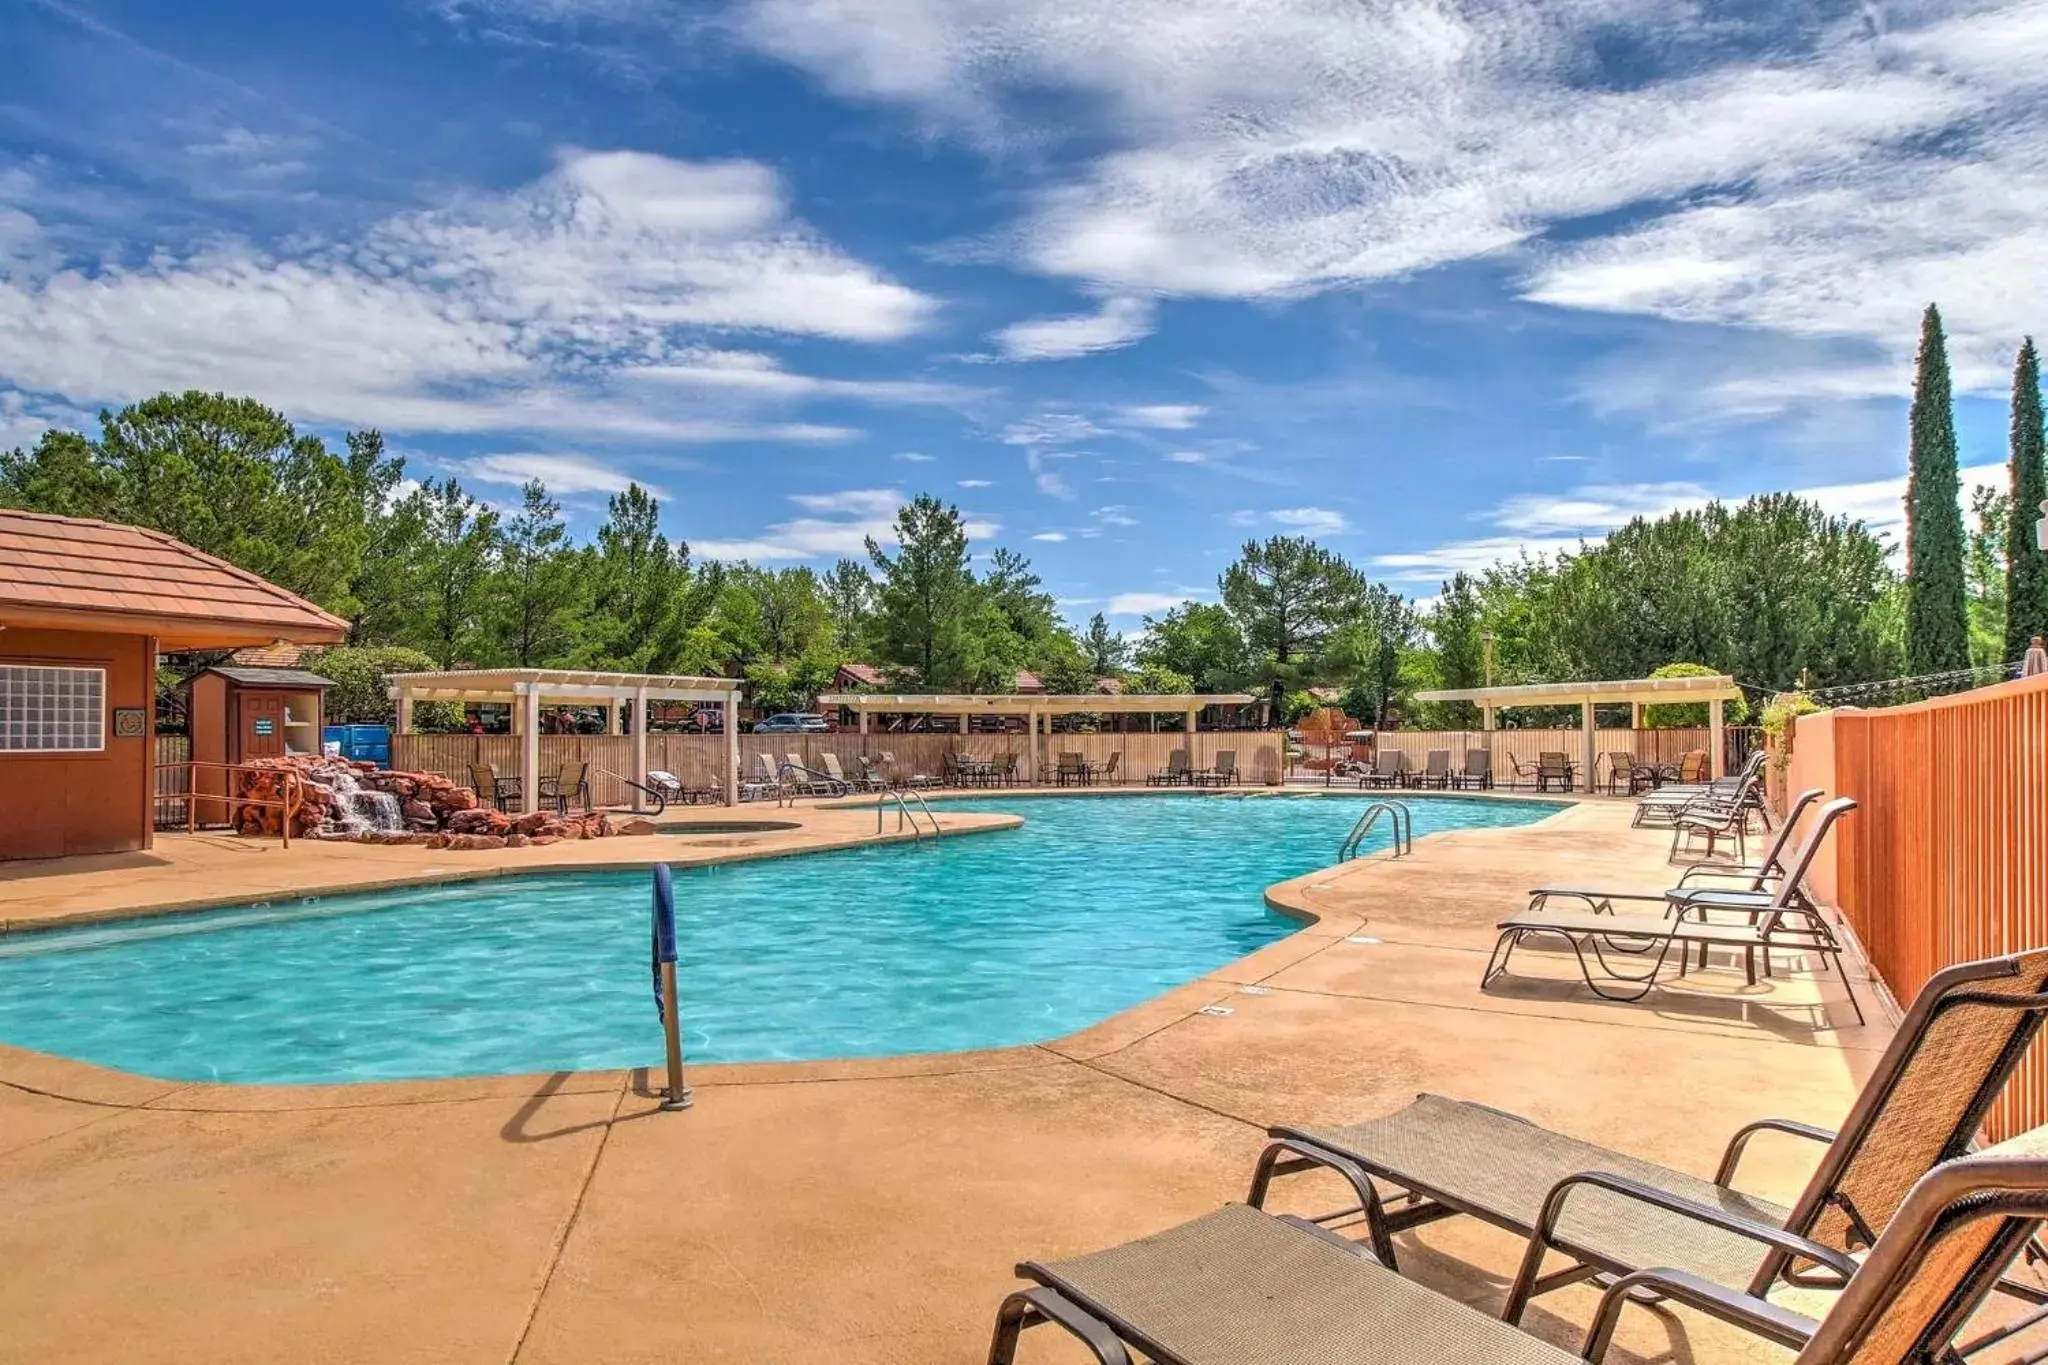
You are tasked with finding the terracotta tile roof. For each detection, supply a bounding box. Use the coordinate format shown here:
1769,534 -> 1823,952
230,641 -> 315,668
834,662 -> 887,688
0,510 -> 349,648
1014,670 -> 1044,693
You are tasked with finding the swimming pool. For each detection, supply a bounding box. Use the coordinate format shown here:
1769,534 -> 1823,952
0,794 -> 1561,1083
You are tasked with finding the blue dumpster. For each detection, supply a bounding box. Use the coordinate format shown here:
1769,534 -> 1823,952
322,724 -> 392,766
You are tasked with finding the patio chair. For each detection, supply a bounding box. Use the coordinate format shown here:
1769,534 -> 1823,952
1667,768 -> 1770,864
469,763 -> 519,812
1599,750 -> 1637,795
879,750 -> 939,789
1096,751 -> 1121,785
993,1136 -> 2048,1365
817,752 -> 872,792
536,761 -> 589,815
637,769 -> 687,813
785,752 -> 844,796
1535,750 -> 1572,792
1633,748 -> 1770,828
1194,750 -> 1238,787
1490,796 -> 1859,1015
1417,749 -> 1453,790
1146,749 -> 1189,787
1054,752 -> 1086,787
1452,748 -> 1493,790
1359,751 -> 1405,789
1245,946 -> 2048,1334
856,754 -> 890,790
1503,751 -> 1541,790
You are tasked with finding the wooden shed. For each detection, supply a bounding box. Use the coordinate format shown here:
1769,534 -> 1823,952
0,510 -> 347,861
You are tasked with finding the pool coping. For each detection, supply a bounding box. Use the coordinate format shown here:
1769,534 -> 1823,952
0,790 -> 1580,1109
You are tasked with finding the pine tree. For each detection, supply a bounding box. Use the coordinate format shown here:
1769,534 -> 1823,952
1905,304 -> 1970,675
2007,337 -> 2048,659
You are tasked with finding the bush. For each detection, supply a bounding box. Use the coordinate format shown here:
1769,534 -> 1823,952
308,646 -> 462,729
1641,661 -> 1751,728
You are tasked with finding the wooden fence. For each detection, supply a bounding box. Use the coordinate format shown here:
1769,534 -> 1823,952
394,730 -> 1288,800
1791,674 -> 2048,1140
1309,727 -> 1758,790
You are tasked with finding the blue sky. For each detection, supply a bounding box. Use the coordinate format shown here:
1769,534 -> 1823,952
1,0 -> 2038,623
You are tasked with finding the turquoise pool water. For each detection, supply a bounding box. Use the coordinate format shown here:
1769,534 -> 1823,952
0,794 -> 1560,1083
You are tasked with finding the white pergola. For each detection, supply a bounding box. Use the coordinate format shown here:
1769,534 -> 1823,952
1413,673 -> 1744,781
388,668 -> 743,811
815,691 -> 1256,785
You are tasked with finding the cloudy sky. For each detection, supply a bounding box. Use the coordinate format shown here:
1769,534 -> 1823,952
2,0 -> 2039,620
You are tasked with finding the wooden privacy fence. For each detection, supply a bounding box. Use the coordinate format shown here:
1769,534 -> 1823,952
1352,727 -> 1756,789
1822,674 -> 2048,1141
395,730 -> 1288,800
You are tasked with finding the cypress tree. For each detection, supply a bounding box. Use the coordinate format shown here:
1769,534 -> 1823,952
1905,304 -> 1970,675
2007,337 -> 2048,659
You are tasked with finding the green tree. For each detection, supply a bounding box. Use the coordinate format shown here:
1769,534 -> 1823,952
1966,487 -> 2012,668
0,428 -> 116,516
1640,661 -> 1751,728
488,481 -> 583,666
1416,572 -> 1484,726
2007,338 -> 2048,658
1135,602 -> 1249,692
1327,584 -> 1415,729
1905,304 -> 1970,675
1219,536 -> 1367,715
411,478 -> 500,667
821,558 -> 876,657
867,494 -> 978,689
1128,661 -> 1194,694
582,483 -> 693,671
308,645 -> 459,728
1079,612 -> 1128,675
341,430 -> 430,647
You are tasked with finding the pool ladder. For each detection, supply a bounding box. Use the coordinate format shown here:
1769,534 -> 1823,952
1339,800 -> 1412,861
876,789 -> 941,841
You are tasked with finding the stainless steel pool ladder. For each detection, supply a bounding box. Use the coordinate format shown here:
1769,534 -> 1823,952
876,789 -> 940,840
1339,800 -> 1412,861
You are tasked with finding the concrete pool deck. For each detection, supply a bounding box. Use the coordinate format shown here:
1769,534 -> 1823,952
0,794 -> 1983,1364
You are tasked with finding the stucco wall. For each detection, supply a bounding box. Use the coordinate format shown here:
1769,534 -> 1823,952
0,627 -> 153,861
1781,707 -> 1840,909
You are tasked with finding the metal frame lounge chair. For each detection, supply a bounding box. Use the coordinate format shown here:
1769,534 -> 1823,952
1486,797 -> 1860,1017
536,760 -> 589,814
1536,750 -> 1573,792
1417,749 -> 1453,790
995,1139 -> 2048,1365
818,751 -> 875,792
1667,768 -> 1770,863
1096,751 -> 1121,785
1633,749 -> 1763,827
1452,748 -> 1492,790
1054,752 -> 1088,787
469,762 -> 520,812
1360,751 -> 1405,789
879,750 -> 938,789
1245,947 -> 2048,1332
1146,749 -> 1189,787
1193,750 -> 1238,787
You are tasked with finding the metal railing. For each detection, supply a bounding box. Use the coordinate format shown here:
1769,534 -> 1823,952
1339,800 -> 1412,862
875,788 -> 940,840
152,760 -> 306,848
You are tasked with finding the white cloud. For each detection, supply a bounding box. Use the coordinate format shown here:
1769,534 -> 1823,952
1093,504 -> 1138,527
725,0 -> 2048,400
998,412 -> 1101,446
465,451 -> 662,497
1031,530 -> 1068,542
1491,482 -> 1714,534
1165,449 -> 1211,465
0,149 -> 936,441
1111,403 -> 1206,430
893,450 -> 936,462
1269,506 -> 1349,534
956,477 -> 993,488
693,488 -> 998,561
989,295 -> 1154,360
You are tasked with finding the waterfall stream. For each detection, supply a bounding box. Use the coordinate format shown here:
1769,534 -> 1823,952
313,763 -> 403,834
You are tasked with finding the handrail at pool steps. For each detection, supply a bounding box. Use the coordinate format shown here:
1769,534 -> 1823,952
1339,800 -> 1412,862
874,788 -> 940,840
650,864 -> 692,1112
153,759 -> 305,848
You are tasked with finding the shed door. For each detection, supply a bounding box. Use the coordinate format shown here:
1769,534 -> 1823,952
239,693 -> 285,760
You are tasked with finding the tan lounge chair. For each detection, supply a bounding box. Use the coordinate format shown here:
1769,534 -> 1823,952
1246,948 -> 2048,1327
1146,749 -> 1189,787
1417,749 -> 1452,789
992,1136 -> 2048,1365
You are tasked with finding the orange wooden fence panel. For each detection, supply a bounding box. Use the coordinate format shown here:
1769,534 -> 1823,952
1824,675 -> 2048,1140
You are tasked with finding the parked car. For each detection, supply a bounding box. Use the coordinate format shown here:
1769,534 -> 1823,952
752,712 -> 831,734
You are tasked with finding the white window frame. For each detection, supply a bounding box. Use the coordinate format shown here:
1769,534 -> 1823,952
0,664 -> 108,753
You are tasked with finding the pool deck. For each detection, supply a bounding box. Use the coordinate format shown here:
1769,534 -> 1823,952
0,792 -> 1984,1364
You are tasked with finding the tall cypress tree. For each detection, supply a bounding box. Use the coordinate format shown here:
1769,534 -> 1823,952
1905,304 -> 1970,675
2007,337 -> 2048,658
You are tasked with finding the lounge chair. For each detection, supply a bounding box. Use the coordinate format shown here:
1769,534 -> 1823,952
818,752 -> 872,792
1245,945 -> 2048,1334
1096,752 -> 1120,785
1490,796 -> 1860,1016
1535,750 -> 1572,792
1054,752 -> 1086,787
1451,748 -> 1492,790
1635,749 -> 1770,828
1193,750 -> 1238,787
1417,749 -> 1452,790
1667,769 -> 1770,863
856,754 -> 889,790
536,761 -> 589,814
1359,751 -> 1405,789
879,750 -> 938,789
469,763 -> 520,812
1146,750 -> 1189,787
993,1136 -> 2048,1365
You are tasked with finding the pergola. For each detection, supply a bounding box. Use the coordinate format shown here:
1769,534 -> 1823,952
1412,673 -> 1744,781
815,691 -> 1257,785
387,668 -> 743,811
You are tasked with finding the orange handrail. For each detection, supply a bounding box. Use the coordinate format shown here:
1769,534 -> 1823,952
152,761 -> 306,849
